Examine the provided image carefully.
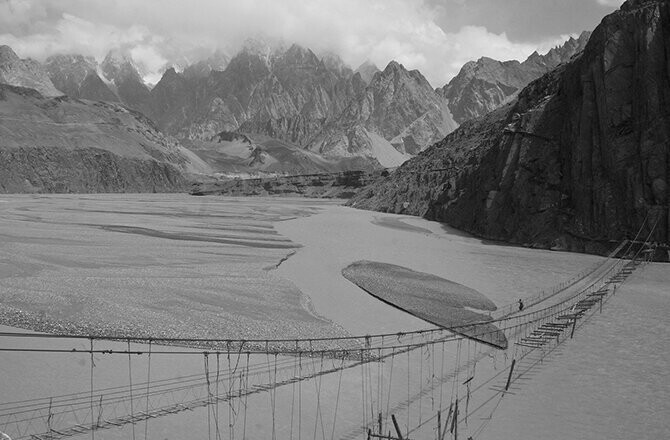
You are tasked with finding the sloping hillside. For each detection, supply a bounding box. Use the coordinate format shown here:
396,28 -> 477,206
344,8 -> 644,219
0,84 -> 210,193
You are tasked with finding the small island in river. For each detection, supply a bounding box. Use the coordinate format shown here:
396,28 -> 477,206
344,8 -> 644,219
342,260 -> 508,349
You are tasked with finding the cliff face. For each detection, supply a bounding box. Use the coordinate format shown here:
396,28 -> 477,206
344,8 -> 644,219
0,84 -> 209,193
350,0 -> 669,253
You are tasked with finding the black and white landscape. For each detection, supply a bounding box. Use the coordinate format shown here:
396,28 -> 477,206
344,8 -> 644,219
0,1 -> 668,440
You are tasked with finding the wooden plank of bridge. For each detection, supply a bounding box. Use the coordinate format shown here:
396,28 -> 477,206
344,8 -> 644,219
524,334 -> 552,341
588,292 -> 609,297
558,313 -> 583,320
530,331 -> 560,338
516,341 -> 543,348
538,324 -> 566,331
521,339 -> 548,346
532,330 -> 561,337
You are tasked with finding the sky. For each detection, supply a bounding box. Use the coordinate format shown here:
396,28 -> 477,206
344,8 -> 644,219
0,0 -> 625,87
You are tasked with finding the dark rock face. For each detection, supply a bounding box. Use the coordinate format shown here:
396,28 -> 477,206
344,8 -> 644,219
44,54 -> 118,102
0,84 -> 207,193
350,0 -> 669,253
441,32 -> 591,124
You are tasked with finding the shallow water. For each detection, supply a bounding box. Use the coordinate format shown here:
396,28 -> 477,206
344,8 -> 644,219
0,195 -> 667,440
0,194 -> 344,341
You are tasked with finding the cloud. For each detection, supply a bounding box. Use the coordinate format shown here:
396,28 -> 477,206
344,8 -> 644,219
596,0 -> 625,6
0,0 -> 582,87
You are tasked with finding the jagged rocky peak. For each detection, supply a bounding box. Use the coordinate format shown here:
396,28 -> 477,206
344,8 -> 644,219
382,60 -> 403,74
45,54 -> 97,72
0,45 -> 62,97
183,49 -> 230,79
441,31 -> 592,124
355,60 -> 380,84
44,54 -> 118,101
151,66 -> 187,93
0,45 -> 20,63
100,48 -> 150,111
238,36 -> 285,67
527,31 -> 592,68
373,60 -> 432,91
279,43 -> 321,67
161,66 -> 181,80
101,48 -> 143,83
320,51 -> 353,77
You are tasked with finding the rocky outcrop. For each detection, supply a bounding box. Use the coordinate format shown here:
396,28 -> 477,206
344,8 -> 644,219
0,84 -> 210,193
44,54 -> 118,102
350,0 -> 669,254
440,32 -> 591,124
0,46 -> 62,97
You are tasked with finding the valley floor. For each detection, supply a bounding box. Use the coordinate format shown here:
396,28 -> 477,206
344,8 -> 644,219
0,195 -> 667,439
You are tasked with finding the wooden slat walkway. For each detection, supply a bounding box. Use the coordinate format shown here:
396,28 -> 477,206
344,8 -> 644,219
515,259 -> 641,350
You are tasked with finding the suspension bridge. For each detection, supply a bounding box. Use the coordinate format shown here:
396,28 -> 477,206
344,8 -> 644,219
0,217 -> 659,440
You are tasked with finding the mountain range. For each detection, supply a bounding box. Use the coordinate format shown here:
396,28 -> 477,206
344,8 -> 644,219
0,23 -> 591,194
350,0 -> 669,255
1,30 -> 587,171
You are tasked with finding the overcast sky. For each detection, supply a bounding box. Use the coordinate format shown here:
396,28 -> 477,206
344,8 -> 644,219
0,0 -> 624,86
